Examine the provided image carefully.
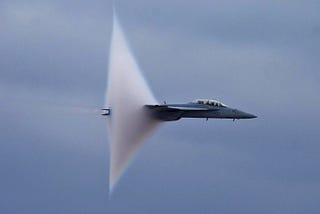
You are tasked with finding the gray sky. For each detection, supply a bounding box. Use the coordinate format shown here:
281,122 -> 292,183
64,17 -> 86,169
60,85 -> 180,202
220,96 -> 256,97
1,0 -> 320,213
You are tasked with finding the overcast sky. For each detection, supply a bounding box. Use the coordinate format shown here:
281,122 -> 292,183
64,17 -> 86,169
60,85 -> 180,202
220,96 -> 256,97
1,0 -> 320,213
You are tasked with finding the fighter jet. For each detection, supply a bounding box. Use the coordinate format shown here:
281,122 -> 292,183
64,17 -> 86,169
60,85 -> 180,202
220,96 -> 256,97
145,99 -> 256,121
104,13 -> 258,192
102,99 -> 257,122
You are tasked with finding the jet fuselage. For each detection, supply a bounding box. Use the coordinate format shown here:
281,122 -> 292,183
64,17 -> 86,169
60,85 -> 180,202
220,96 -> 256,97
145,99 -> 257,121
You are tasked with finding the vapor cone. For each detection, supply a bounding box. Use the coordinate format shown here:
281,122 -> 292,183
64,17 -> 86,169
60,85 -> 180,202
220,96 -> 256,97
105,14 -> 159,192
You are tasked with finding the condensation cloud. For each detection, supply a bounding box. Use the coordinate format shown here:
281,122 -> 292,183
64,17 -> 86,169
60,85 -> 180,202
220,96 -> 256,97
105,13 -> 160,193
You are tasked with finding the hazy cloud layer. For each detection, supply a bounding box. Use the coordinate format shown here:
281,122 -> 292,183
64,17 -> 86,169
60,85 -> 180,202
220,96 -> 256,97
1,0 -> 320,213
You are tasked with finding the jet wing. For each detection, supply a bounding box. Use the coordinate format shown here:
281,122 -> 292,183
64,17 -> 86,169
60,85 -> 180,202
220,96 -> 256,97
145,104 -> 217,121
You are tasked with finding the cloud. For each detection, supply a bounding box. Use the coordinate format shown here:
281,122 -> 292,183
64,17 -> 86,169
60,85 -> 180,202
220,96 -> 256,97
1,1 -> 320,213
0,1 -> 111,100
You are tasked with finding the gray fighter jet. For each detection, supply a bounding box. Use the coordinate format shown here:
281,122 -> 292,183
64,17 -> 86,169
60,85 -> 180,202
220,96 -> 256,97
102,99 -> 257,121
144,99 -> 256,121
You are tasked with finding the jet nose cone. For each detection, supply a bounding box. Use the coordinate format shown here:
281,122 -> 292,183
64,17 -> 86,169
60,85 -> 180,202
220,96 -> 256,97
235,110 -> 257,119
246,113 -> 257,119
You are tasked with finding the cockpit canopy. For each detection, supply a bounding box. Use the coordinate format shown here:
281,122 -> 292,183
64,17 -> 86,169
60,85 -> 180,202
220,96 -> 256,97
191,99 -> 227,107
